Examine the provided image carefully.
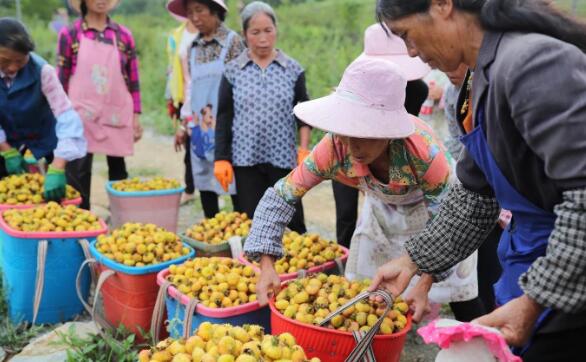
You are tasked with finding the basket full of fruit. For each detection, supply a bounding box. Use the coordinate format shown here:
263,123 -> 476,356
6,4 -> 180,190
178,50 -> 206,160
240,231 -> 349,281
181,211 -> 251,257
0,202 -> 107,324
79,223 -> 194,338
0,173 -> 82,211
105,177 -> 184,232
139,323 -> 321,362
269,274 -> 411,362
154,257 -> 271,340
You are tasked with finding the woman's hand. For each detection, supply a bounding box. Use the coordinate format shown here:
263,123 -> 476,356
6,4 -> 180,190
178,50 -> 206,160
473,295 -> 543,347
174,128 -> 186,152
369,255 -> 419,298
405,274 -> 433,323
133,114 -> 143,142
256,255 -> 281,307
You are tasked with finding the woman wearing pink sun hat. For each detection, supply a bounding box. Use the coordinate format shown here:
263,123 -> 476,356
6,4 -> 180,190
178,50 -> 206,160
244,56 -> 479,323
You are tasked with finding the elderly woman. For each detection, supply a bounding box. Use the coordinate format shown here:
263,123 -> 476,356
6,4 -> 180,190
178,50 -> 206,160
370,0 -> 586,359
214,1 -> 310,232
57,0 -> 143,210
168,0 -> 245,218
0,18 -> 86,201
245,57 -> 480,323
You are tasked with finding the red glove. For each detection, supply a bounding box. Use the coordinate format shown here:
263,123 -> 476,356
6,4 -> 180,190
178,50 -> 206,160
214,160 -> 234,192
167,100 -> 178,119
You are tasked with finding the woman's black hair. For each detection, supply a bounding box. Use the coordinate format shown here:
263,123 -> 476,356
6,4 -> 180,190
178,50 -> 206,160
0,17 -> 35,54
186,0 -> 228,22
80,0 -> 88,18
376,0 -> 586,52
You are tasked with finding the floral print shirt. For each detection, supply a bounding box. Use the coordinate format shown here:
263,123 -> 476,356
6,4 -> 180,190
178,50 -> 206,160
275,117 -> 452,213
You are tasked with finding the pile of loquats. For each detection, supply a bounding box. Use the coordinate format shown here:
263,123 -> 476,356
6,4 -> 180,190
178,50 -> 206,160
95,223 -> 191,267
185,212 -> 251,245
139,323 -> 320,362
274,274 -> 409,335
111,177 -> 182,192
0,173 -> 80,205
166,257 -> 258,308
3,202 -> 102,233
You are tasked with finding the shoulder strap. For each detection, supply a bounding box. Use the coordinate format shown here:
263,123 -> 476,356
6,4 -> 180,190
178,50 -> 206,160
219,31 -> 236,62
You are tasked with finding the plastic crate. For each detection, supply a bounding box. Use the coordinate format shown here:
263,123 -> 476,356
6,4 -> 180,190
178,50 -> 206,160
157,265 -> 270,339
87,240 -> 194,337
105,182 -> 184,232
269,298 -> 411,362
0,213 -> 107,324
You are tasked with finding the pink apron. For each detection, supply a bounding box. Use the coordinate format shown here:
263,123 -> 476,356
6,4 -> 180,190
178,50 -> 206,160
68,31 -> 134,157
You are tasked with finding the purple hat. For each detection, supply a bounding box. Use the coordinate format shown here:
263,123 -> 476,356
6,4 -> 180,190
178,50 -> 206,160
167,0 -> 228,18
294,57 -> 416,139
359,23 -> 430,81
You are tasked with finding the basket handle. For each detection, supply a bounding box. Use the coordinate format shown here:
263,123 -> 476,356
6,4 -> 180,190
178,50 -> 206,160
32,240 -> 48,325
183,297 -> 200,339
151,280 -> 172,343
335,257 -> 345,275
319,290 -> 394,362
75,259 -> 116,337
78,239 -> 97,287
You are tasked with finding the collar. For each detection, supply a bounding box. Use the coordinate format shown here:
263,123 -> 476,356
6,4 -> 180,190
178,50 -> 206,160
195,23 -> 229,47
474,31 -> 504,74
81,17 -> 116,32
237,49 -> 288,69
346,139 -> 417,187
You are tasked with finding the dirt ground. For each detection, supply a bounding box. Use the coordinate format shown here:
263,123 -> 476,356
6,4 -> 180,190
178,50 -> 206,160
86,119 -> 451,361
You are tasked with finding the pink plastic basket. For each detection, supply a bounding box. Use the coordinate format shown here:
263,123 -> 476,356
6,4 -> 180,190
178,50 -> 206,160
106,182 -> 183,232
238,246 -> 349,281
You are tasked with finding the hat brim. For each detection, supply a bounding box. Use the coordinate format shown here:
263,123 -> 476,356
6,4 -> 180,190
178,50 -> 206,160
69,0 -> 121,13
167,0 -> 228,18
358,53 -> 430,81
294,93 -> 416,139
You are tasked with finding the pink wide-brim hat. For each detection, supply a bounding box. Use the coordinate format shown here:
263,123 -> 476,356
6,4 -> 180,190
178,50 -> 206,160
167,0 -> 187,21
167,0 -> 228,18
294,57 -> 415,139
359,23 -> 430,81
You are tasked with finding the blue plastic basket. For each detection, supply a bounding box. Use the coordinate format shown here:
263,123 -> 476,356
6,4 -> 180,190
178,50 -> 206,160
165,294 -> 271,339
157,268 -> 270,339
88,240 -> 195,276
0,219 -> 107,324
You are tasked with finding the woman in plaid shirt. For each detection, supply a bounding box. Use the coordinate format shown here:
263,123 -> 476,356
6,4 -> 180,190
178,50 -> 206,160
372,0 -> 586,360
57,0 -> 143,210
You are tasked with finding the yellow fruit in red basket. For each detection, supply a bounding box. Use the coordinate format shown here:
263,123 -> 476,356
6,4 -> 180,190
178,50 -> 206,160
201,353 -> 216,362
217,355 -> 235,362
217,336 -> 237,355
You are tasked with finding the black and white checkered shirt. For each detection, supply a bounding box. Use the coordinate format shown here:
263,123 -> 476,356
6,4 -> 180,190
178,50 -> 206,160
405,183 -> 586,313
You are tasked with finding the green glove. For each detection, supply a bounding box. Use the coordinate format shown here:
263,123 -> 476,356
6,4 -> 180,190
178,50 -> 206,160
43,167 -> 67,202
1,148 -> 26,175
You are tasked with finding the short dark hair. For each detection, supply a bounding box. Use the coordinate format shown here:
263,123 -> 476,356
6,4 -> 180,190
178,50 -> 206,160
186,0 -> 227,22
376,0 -> 586,53
0,18 -> 35,54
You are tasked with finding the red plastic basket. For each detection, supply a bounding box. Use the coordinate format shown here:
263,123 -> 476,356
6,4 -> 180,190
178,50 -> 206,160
269,298 -> 411,362
238,246 -> 349,281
